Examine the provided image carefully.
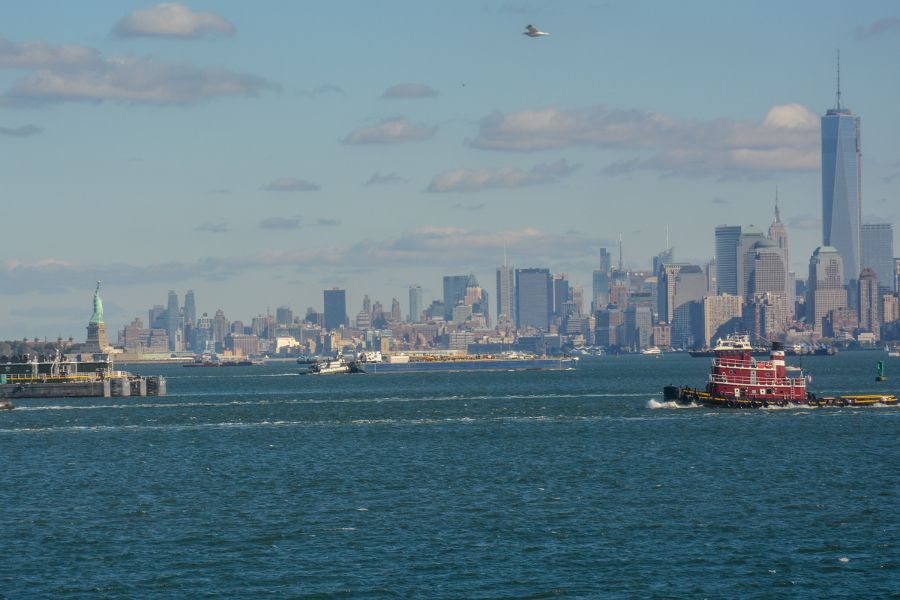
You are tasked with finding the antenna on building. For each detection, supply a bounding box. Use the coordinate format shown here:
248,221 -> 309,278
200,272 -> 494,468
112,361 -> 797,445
775,185 -> 780,222
665,224 -> 670,251
503,237 -> 508,267
618,233 -> 624,271
835,49 -> 842,110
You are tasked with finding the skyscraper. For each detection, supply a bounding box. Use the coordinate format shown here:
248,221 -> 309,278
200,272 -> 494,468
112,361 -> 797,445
323,288 -> 347,331
275,306 -> 293,326
496,266 -> 516,326
408,285 -> 423,323
822,62 -> 861,284
592,248 -> 612,312
737,225 -> 765,301
165,290 -> 181,351
515,268 -> 552,331
714,225 -> 742,295
857,268 -> 880,339
183,290 -> 196,328
861,223 -> 894,293
442,275 -> 470,320
670,265 -> 706,349
807,246 -> 848,334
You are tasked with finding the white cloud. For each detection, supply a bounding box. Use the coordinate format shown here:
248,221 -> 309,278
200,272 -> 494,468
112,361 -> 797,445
263,177 -> 320,192
344,117 -> 436,144
381,83 -> 437,99
114,3 -> 235,39
471,104 -> 820,178
427,159 -> 578,193
0,35 -> 275,106
0,36 -> 97,68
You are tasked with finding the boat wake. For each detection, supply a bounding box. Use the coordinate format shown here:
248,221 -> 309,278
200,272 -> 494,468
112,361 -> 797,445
647,399 -> 699,409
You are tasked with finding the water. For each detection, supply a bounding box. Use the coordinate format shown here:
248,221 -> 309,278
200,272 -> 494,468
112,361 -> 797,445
2,353 -> 898,598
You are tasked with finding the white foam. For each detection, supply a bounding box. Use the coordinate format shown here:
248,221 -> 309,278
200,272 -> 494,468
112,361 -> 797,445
646,399 -> 699,409
838,557 -> 850,563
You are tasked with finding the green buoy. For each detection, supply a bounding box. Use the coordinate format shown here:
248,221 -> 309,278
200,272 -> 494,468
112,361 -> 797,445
876,361 -> 886,382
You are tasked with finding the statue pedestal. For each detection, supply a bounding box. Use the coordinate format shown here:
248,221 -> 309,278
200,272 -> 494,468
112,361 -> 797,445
85,322 -> 110,353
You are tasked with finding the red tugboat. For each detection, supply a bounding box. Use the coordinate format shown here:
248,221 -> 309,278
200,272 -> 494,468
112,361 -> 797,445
664,334 -> 897,408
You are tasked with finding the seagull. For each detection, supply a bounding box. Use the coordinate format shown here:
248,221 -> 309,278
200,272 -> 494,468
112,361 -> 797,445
523,24 -> 549,37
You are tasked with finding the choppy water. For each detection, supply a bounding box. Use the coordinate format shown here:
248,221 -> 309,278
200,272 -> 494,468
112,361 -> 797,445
2,352 -> 898,598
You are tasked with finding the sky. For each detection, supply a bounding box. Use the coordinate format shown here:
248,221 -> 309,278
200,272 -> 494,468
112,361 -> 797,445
1,0 -> 899,340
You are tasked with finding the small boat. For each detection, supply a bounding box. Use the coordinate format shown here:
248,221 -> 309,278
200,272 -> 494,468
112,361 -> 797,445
0,399 -> 13,410
305,356 -> 359,375
641,346 -> 661,355
888,351 -> 900,358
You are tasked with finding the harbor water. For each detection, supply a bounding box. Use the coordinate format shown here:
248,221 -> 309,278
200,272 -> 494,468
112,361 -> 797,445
2,352 -> 898,597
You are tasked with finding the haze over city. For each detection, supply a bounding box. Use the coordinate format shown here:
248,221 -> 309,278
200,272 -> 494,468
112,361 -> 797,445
1,1 -> 898,339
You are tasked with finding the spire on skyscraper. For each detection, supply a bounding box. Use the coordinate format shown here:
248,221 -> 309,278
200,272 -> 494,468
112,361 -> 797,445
774,186 -> 781,223
835,49 -> 842,111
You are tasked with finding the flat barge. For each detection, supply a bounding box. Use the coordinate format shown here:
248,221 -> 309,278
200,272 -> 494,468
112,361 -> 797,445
0,353 -> 166,406
665,335 -> 896,409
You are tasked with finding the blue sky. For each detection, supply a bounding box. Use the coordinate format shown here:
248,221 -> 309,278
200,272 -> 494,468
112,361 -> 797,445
1,1 -> 898,339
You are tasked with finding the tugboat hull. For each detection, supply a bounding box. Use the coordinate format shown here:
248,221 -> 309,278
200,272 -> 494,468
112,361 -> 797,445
664,385 -> 897,408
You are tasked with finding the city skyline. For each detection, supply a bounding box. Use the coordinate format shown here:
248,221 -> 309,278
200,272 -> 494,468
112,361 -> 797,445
2,1 -> 899,339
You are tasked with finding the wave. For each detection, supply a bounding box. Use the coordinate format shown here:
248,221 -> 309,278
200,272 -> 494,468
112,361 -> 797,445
0,413 -> 678,434
646,399 -> 699,409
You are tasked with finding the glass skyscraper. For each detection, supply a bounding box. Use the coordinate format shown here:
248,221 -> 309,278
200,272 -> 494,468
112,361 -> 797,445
714,225 -> 742,295
821,94 -> 861,284
861,223 -> 894,293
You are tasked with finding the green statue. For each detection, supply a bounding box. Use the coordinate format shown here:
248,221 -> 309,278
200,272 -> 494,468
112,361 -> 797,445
90,281 -> 104,324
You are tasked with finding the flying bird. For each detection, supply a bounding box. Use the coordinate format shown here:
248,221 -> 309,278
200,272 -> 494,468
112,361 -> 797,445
523,24 -> 549,37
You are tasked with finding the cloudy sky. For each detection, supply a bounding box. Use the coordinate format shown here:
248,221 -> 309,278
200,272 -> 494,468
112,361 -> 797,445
1,1 -> 899,339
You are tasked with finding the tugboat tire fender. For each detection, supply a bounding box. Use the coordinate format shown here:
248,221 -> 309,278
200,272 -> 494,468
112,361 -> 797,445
762,400 -> 769,408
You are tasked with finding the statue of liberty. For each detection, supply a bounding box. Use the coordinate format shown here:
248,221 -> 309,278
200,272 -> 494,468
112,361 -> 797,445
90,281 -> 104,324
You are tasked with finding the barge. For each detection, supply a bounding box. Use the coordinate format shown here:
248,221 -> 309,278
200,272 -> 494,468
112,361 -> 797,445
0,352 -> 166,404
665,335 -> 896,409
350,351 -> 576,374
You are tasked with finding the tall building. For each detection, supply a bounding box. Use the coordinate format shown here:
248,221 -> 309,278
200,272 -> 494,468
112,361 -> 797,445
657,263 -> 688,324
165,290 -> 182,351
275,306 -> 293,326
702,294 -> 743,348
807,246 -> 848,334
737,225 -> 765,301
496,265 -> 516,326
715,225 -> 742,295
442,275 -> 470,320
624,305 -> 652,350
408,285 -> 423,323
857,268 -> 880,339
323,288 -> 347,331
748,239 -> 787,301
592,248 -> 612,311
464,274 -> 490,327
768,194 -> 791,299
552,274 -> 569,318
515,268 -> 552,331
861,223 -> 894,293
822,67 -> 861,285
183,290 -> 196,328
670,265 -> 707,348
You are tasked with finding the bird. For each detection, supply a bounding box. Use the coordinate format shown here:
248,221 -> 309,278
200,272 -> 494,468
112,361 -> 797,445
523,24 -> 549,37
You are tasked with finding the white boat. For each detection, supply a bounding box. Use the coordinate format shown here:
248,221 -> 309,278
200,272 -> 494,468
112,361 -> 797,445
308,356 -> 351,375
888,351 -> 900,358
641,346 -> 661,355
